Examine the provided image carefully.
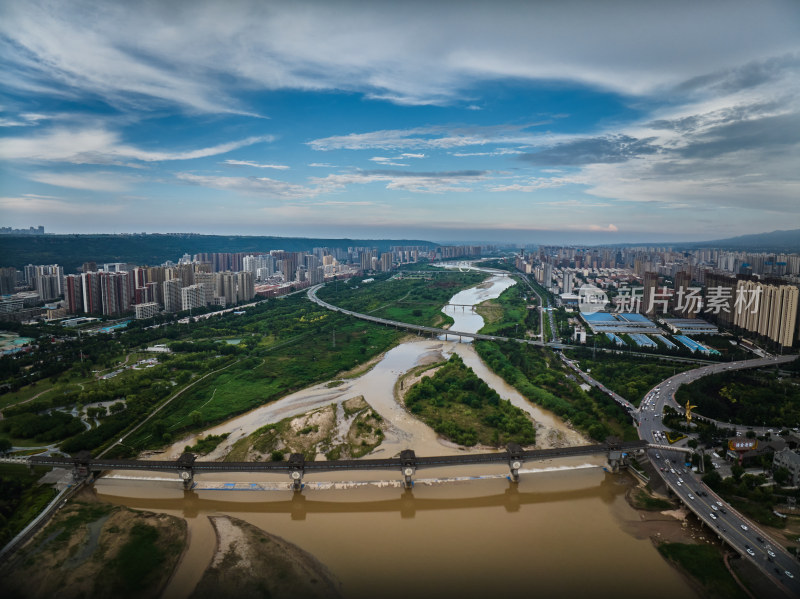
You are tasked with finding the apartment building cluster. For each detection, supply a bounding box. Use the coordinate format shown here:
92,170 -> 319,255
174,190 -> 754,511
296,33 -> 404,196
0,242 -> 454,323
517,245 -> 800,348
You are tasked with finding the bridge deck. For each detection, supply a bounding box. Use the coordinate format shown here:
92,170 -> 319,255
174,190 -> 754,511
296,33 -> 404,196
27,441 -> 647,474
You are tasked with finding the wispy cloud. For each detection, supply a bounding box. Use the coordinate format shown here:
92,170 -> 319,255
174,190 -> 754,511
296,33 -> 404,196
2,1 -> 796,110
175,173 -> 314,200
222,159 -> 289,170
29,171 -> 137,192
309,123 -> 552,151
312,169 -> 488,194
0,128 -> 274,164
0,194 -> 120,214
0,112 -> 51,127
369,157 -> 408,167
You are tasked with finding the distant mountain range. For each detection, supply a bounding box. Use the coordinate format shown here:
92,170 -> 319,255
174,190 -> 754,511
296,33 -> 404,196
0,233 -> 438,272
678,229 -> 800,252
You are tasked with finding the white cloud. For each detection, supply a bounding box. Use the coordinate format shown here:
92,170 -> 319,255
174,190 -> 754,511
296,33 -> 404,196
0,112 -> 51,127
309,123 -> 554,151
222,159 -> 289,170
29,171 -> 136,192
1,1 -> 797,110
490,177 -> 574,192
369,157 -> 408,166
176,173 -> 315,199
312,170 -> 486,194
0,127 -> 273,164
0,194 -> 120,214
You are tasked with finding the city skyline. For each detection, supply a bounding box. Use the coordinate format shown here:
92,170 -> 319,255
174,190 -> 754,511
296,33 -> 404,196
1,1 -> 800,243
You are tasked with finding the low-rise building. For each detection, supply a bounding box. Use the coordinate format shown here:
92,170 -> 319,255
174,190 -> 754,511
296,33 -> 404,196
773,447 -> 800,486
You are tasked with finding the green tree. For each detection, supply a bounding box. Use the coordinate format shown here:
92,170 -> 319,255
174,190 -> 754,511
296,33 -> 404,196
773,466 -> 790,486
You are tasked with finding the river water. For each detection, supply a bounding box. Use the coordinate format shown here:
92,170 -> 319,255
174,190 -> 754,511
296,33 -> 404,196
95,272 -> 699,598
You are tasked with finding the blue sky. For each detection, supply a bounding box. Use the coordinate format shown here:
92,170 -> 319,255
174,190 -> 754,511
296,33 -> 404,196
1,0 -> 799,244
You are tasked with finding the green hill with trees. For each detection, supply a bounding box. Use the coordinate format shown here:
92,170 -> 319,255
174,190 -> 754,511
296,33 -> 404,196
0,233 -> 437,272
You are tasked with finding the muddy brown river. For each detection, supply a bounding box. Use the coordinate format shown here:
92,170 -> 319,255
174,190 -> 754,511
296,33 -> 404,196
95,270 -> 699,598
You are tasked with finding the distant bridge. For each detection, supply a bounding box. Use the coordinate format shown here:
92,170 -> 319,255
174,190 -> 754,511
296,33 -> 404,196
17,440 -> 648,491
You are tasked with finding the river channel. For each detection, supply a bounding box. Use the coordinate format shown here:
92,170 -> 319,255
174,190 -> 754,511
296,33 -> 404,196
95,271 -> 699,598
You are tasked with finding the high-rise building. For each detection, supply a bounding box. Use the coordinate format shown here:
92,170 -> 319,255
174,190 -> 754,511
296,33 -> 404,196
0,267 -> 17,295
309,265 -> 324,285
134,302 -> 160,320
237,271 -> 255,302
163,279 -> 181,313
281,253 -> 299,282
64,274 -> 83,314
733,280 -> 799,347
194,272 -> 215,306
99,271 -> 133,316
181,284 -> 205,312
360,250 -> 375,273
81,272 -> 102,314
563,271 -> 573,295
673,270 -> 695,318
642,272 -> 658,316
380,252 -> 392,272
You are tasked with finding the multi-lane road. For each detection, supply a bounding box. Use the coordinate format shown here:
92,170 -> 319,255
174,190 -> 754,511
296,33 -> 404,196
637,354 -> 800,596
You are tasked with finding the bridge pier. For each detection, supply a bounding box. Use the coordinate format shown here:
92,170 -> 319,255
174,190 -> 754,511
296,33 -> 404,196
605,438 -> 626,473
507,443 -> 523,483
289,453 -> 305,492
400,449 -> 416,489
178,452 -> 196,490
72,450 -> 92,483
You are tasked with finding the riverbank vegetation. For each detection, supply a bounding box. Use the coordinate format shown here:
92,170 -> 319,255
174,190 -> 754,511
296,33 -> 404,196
476,283 -> 538,339
2,496 -> 186,599
474,341 -> 637,442
656,543 -> 749,599
564,350 -> 695,406
0,464 -> 56,546
403,354 -> 536,447
628,487 -> 674,511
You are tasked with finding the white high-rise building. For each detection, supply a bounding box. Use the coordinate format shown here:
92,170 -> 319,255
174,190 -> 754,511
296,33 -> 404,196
181,284 -> 205,312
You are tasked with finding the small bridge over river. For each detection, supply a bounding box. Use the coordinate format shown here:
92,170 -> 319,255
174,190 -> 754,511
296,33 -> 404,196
13,439 -> 648,492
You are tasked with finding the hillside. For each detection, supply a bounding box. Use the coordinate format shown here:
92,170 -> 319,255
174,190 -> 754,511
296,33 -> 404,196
0,233 -> 437,272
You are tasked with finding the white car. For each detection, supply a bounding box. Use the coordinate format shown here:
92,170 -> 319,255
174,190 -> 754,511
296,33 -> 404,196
709,513 -> 717,520
746,547 -> 755,556
741,524 -> 748,531
787,571 -> 795,579
711,504 -> 718,511
767,549 -> 776,558
688,494 -> 695,500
